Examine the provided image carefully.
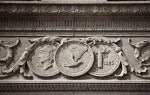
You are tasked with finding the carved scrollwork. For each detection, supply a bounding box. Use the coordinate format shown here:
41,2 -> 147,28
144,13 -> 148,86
0,36 -> 140,79
1,36 -> 61,78
0,38 -> 19,64
0,38 -> 19,77
129,39 -> 150,78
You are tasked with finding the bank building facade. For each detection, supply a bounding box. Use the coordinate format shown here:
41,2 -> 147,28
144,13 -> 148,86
0,0 -> 150,95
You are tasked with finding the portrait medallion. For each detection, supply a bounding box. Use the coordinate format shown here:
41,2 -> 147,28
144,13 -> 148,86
27,43 -> 59,77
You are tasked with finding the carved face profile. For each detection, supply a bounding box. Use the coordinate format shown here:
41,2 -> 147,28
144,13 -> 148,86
38,45 -> 56,70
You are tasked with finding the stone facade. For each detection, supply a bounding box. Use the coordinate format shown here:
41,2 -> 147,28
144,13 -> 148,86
0,1 -> 150,91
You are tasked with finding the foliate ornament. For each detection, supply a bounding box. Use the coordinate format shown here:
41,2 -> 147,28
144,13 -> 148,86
2,36 -> 61,78
128,39 -> 150,78
0,38 -> 19,66
0,36 -> 130,79
87,37 -> 128,77
55,38 -> 94,77
0,38 -> 19,77
1,4 -> 150,14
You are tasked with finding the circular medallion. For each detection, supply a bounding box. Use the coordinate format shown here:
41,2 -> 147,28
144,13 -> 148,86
27,43 -> 59,77
55,40 -> 94,77
89,42 -> 119,77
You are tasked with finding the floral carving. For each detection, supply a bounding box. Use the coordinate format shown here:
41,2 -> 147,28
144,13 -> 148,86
0,38 -> 19,66
129,39 -> 150,78
1,36 -> 149,79
1,36 -> 61,78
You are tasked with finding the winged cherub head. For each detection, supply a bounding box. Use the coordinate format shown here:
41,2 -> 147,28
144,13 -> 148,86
38,45 -> 56,70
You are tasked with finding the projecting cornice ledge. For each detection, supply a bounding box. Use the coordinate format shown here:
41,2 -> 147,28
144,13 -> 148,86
0,2 -> 150,16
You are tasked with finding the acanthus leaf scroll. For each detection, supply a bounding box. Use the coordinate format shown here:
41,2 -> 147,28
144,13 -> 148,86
128,39 -> 150,78
0,36 -> 143,79
1,36 -> 62,78
0,38 -> 19,66
0,38 -> 19,78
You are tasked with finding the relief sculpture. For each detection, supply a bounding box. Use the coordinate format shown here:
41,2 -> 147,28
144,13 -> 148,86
0,38 -> 19,77
86,37 -> 129,77
27,42 -> 60,77
88,37 -> 120,77
129,39 -> 150,78
55,39 -> 94,77
38,45 -> 55,70
1,36 -> 61,78
0,36 -> 149,79
0,38 -> 19,65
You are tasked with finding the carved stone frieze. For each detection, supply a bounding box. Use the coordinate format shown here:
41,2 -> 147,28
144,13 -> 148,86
0,36 -> 150,91
1,1 -> 150,92
0,36 -> 131,78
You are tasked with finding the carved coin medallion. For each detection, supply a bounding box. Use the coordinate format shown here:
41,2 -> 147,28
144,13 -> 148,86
55,40 -> 94,77
27,43 -> 59,77
89,42 -> 119,77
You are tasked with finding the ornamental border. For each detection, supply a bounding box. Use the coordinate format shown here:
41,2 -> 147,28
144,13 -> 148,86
0,4 -> 150,15
0,83 -> 150,91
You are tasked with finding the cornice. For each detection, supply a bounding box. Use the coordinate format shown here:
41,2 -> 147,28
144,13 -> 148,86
1,1 -> 150,4
0,3 -> 150,15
